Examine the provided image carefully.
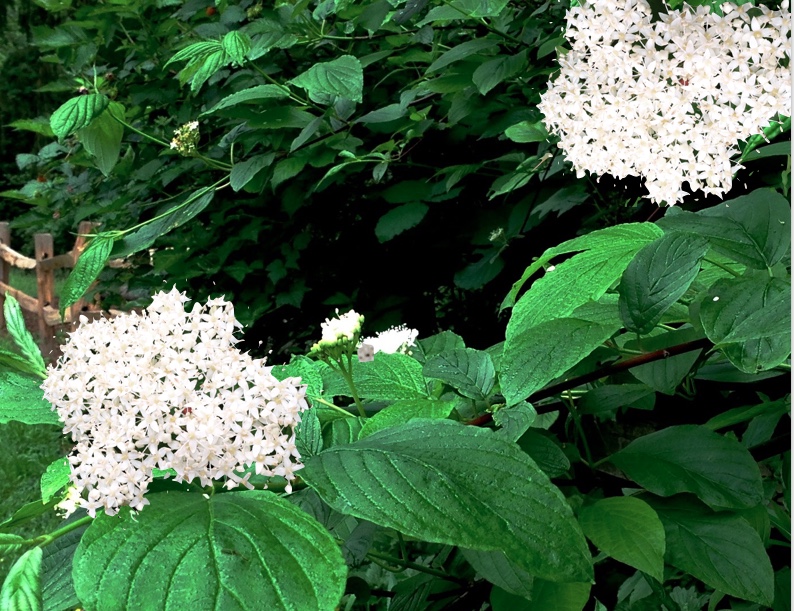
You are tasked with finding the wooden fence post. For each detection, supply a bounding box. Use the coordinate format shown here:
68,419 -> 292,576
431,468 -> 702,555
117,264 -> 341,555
0,222 -> 9,329
34,233 -> 56,359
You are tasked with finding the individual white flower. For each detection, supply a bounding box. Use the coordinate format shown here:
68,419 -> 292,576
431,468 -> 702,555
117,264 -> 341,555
359,325 -> 419,360
42,287 -> 308,518
539,0 -> 791,205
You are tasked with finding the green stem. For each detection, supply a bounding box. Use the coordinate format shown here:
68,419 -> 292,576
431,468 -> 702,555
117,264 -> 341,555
106,108 -> 172,148
35,515 -> 93,547
364,548 -> 464,582
338,353 -> 366,418
566,391 -> 593,467
310,395 -> 356,417
438,0 -> 523,46
195,152 -> 232,171
120,179 -> 227,235
246,61 -> 317,109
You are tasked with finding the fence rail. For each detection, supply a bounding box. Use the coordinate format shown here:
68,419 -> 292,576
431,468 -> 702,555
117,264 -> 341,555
0,221 -> 127,358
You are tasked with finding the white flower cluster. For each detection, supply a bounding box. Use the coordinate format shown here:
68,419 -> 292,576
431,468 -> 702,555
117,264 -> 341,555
41,287 -> 308,518
539,0 -> 791,205
359,325 -> 419,362
169,121 -> 200,155
310,309 -> 364,353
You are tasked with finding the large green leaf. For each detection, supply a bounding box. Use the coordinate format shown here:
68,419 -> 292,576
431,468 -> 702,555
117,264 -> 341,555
358,398 -> 455,438
302,420 -> 593,583
504,120 -> 547,143
0,372 -> 60,425
270,355 -> 324,399
41,511 -> 89,611
0,547 -> 43,611
490,580 -> 591,610
59,234 -> 115,318
648,496 -> 774,606
50,94 -> 109,139
426,39 -> 498,74
3,294 -> 46,377
165,41 -> 223,68
657,189 -> 790,269
291,56 -> 363,103
418,0 -> 510,24
501,316 -> 620,406
76,101 -> 125,176
189,50 -> 229,93
112,187 -> 215,258
230,153 -> 275,192
422,348 -> 495,400
472,50 -> 527,95
700,273 -> 791,373
200,85 -> 289,116
502,223 -> 662,311
72,491 -> 347,611
618,232 -> 709,334
374,203 -> 428,242
610,425 -> 764,509
221,31 -> 251,65
579,497 -> 665,581
330,353 -> 428,401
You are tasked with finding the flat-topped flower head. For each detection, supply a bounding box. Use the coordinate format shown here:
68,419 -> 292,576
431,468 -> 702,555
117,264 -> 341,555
170,121 -> 200,156
359,325 -> 419,360
42,287 -> 308,518
539,0 -> 791,205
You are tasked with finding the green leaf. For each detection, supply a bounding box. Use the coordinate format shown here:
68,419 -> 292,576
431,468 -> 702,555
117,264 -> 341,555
323,417 -> 365,448
700,274 -> 790,344
418,0 -> 509,24
626,327 -> 704,395
0,372 -> 60,426
50,94 -> 109,139
270,355 -> 324,399
0,499 -> 58,533
330,353 -> 428,401
704,397 -> 790,431
579,384 -> 655,416
490,580 -> 591,610
419,331 -> 466,357
9,119 -> 54,138
374,203 -> 429,242
3,294 -> 46,376
165,41 -> 223,68
504,120 -> 548,143
200,85 -> 289,116
73,491 -> 347,611
295,408 -> 323,457
358,398 -> 455,438
0,547 -> 43,611
700,273 -> 791,373
76,101 -> 125,176
221,30 -> 250,65
41,510 -> 88,611
618,232 -> 709,334
190,49 -> 229,93
426,39 -> 498,74
462,548 -> 534,599
422,348 -> 495,400
501,317 -> 620,406
112,187 -> 215,258
579,497 -> 665,581
657,188 -> 790,269
493,402 -> 536,442
503,223 -> 662,328
516,429 -> 570,478
291,56 -> 364,103
649,496 -> 774,606
0,534 -> 26,558
472,51 -> 527,95
59,235 -> 115,318
610,425 -> 764,509
40,457 -> 70,504
303,420 -> 593,583
230,153 -> 275,192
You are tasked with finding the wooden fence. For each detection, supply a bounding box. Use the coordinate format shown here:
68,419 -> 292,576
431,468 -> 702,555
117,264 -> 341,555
0,221 -> 127,358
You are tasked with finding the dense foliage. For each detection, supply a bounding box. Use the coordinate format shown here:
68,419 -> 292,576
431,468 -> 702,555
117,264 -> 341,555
0,0 -> 790,609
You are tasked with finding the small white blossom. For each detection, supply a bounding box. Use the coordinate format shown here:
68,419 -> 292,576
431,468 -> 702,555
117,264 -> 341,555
42,287 -> 308,518
169,121 -> 200,155
539,0 -> 791,205
310,309 -> 364,354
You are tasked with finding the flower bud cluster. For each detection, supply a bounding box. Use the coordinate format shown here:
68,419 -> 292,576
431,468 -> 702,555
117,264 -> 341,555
169,121 -> 200,155
42,287 -> 308,518
309,309 -> 364,357
539,0 -> 791,205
